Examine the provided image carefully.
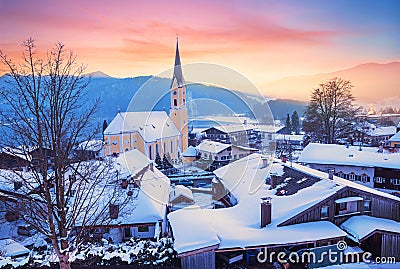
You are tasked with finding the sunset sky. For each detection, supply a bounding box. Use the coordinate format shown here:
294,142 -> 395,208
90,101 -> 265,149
0,0 -> 399,100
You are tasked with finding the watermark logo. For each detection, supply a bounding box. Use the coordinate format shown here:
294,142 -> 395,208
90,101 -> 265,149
257,240 -> 396,265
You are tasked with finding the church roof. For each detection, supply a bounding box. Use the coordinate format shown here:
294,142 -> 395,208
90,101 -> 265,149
171,38 -> 185,89
104,111 -> 180,142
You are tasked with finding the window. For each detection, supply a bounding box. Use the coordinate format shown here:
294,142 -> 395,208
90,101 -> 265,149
183,99 -> 185,104
156,144 -> 159,154
374,177 -> 385,183
348,173 -> 356,181
339,202 -> 347,211
173,91 -> 177,95
112,140 -> 118,145
361,175 -> 370,182
321,206 -> 329,219
124,228 -> 132,238
337,172 -> 345,178
363,200 -> 371,212
138,226 -> 149,233
391,178 -> 400,185
149,145 -> 152,160
234,154 -> 237,160
174,99 -> 177,106
215,156 -> 218,161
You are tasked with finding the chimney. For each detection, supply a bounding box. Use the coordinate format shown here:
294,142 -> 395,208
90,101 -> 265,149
109,204 -> 119,219
260,197 -> 272,228
328,169 -> 334,180
261,157 -> 268,168
270,174 -> 278,189
121,178 -> 128,189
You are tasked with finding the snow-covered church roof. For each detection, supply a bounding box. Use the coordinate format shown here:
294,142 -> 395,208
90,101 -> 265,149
104,111 -> 180,142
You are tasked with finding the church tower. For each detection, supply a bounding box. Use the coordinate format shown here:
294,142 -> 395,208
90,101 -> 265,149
170,38 -> 188,153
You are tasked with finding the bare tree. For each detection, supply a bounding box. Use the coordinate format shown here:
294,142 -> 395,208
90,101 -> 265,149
303,78 -> 359,144
0,38 -> 123,269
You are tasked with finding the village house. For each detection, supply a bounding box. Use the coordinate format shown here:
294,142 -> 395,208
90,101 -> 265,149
350,122 -> 397,147
388,123 -> 400,149
75,149 -> 171,242
298,143 -> 400,192
104,39 -> 188,160
0,148 -> 31,171
168,154 -> 400,269
196,140 -> 258,170
202,124 -> 257,147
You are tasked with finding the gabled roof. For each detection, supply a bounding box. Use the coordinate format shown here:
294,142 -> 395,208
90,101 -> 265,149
389,131 -> 400,142
182,146 -> 199,157
113,150 -> 171,224
299,143 -> 400,169
340,215 -> 400,242
104,111 -> 180,142
75,150 -> 170,227
197,140 -> 230,154
169,185 -> 194,203
203,124 -> 254,134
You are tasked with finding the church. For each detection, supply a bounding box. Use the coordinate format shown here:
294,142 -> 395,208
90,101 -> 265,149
104,40 -> 188,160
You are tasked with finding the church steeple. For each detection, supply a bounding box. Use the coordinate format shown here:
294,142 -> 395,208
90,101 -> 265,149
169,37 -> 188,153
171,37 -> 185,88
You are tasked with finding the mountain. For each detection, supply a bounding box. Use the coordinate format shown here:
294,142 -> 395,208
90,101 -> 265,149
0,74 -> 305,125
85,71 -> 112,78
264,62 -> 400,104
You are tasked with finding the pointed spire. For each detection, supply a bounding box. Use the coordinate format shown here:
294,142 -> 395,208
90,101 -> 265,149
171,37 -> 185,88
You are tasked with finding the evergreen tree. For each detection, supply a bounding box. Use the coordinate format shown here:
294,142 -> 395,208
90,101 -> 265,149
285,114 -> 292,134
154,153 -> 162,169
291,111 -> 300,134
102,120 -> 108,140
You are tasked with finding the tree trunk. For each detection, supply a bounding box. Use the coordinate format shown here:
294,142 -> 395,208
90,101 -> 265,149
58,252 -> 71,269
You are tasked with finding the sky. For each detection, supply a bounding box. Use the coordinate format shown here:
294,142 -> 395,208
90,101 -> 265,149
0,0 -> 399,100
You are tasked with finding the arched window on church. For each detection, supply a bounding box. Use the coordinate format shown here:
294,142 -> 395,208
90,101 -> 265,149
174,99 -> 177,106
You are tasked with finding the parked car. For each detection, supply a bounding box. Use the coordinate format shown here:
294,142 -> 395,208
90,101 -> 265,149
17,224 -> 36,236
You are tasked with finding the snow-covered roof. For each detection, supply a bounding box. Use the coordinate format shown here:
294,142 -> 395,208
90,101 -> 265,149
169,185 -> 193,203
370,126 -> 397,136
104,111 -> 180,142
0,147 -> 32,162
354,122 -> 397,137
203,124 -> 254,134
0,239 -> 30,257
275,134 -> 305,141
168,205 -> 220,254
77,140 -> 103,152
168,155 -> 347,254
115,149 -> 151,178
254,125 -> 284,133
196,140 -> 230,154
75,151 -> 170,227
168,154 -> 400,254
182,146 -> 198,157
110,150 -> 170,225
389,131 -> 400,142
340,215 -> 400,241
299,143 -> 400,169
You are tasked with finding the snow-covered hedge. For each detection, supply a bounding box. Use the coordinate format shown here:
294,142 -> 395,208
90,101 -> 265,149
0,238 -> 176,268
